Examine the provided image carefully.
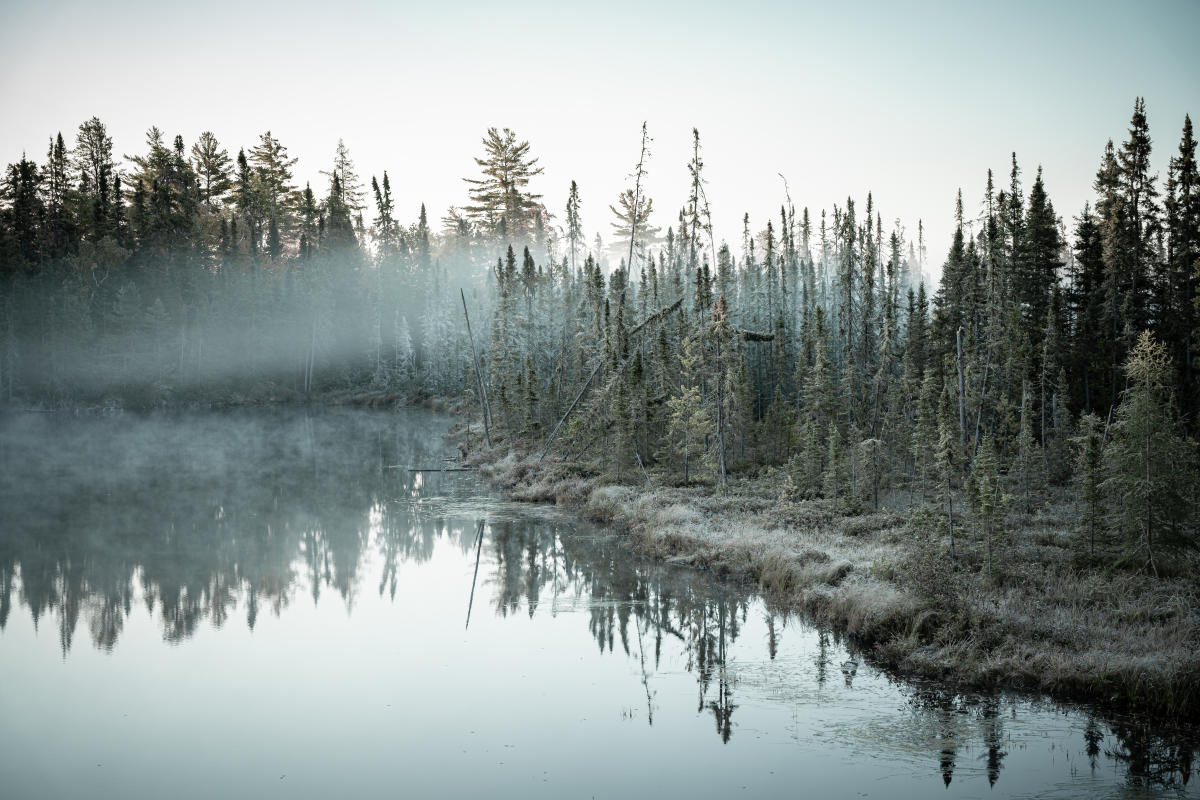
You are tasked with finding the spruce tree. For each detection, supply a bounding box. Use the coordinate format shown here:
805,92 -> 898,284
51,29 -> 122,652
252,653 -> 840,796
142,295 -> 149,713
248,131 -> 299,242
191,131 -> 232,206
1165,115 -> 1199,409
1073,412 -> 1106,560
1116,97 -> 1160,335
664,334 -> 712,485
936,384 -> 959,561
823,421 -> 846,508
1021,166 -> 1062,346
1012,381 -> 1041,512
565,180 -> 583,275
43,132 -> 75,258
912,370 -> 939,502
1,158 -> 45,268
72,116 -> 116,240
969,436 -> 1004,580
1101,331 -> 1196,576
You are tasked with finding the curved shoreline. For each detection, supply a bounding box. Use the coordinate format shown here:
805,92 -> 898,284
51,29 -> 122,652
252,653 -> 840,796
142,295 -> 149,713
459,432 -> 1200,723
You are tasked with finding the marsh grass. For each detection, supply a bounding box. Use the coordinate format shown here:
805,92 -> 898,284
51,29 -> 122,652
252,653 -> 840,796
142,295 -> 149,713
459,440 -> 1200,719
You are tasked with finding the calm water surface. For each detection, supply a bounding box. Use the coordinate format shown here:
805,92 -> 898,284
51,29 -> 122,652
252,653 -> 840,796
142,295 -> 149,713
0,407 -> 1195,799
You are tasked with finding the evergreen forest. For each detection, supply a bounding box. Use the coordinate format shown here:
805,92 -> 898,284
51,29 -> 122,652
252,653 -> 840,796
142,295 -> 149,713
1,100 -> 1198,579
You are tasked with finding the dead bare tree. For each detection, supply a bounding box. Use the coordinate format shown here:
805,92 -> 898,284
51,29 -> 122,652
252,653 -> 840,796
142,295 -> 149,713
460,288 -> 492,446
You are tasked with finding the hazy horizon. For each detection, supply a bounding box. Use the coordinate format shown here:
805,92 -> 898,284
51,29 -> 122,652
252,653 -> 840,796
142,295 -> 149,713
2,0 -> 1198,275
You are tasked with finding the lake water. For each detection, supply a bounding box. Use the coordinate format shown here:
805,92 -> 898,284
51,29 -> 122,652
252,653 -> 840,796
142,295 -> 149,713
0,407 -> 1195,799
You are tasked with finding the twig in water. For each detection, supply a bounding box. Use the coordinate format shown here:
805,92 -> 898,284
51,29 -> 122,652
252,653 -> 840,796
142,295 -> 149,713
465,520 -> 485,629
388,466 -> 476,472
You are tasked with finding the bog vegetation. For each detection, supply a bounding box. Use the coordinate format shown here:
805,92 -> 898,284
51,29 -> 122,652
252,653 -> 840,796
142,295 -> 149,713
2,100 -> 1199,710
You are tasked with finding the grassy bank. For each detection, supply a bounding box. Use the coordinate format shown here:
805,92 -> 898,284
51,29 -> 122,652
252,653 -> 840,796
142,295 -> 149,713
459,432 -> 1200,721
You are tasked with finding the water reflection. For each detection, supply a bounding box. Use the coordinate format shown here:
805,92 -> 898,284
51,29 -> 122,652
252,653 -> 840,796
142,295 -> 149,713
1,407 -> 1196,795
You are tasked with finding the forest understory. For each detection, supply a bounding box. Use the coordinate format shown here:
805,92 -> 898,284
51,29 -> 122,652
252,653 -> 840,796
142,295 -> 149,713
454,419 -> 1200,723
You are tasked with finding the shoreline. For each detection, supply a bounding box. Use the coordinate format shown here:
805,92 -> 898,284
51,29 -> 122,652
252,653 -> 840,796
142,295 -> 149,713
7,398 -> 1195,722
455,424 -> 1200,723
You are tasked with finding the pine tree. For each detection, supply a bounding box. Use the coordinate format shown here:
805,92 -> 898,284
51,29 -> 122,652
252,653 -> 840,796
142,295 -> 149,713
248,131 -> 297,203
1101,331 -> 1196,576
73,116 -> 116,240
191,131 -> 232,206
248,131 -> 298,249
609,188 -> 661,260
321,139 -> 366,220
463,127 -> 544,239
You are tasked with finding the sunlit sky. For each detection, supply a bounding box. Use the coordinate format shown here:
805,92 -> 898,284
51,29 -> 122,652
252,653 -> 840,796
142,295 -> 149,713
2,0 -> 1197,278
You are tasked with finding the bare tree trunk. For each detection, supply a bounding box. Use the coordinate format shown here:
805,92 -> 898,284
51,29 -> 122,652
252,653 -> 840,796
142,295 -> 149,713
872,445 -> 879,510
540,358 -> 602,462
465,520 -> 485,629
955,327 -> 967,451
460,288 -> 492,447
634,447 -> 652,486
623,123 -> 650,295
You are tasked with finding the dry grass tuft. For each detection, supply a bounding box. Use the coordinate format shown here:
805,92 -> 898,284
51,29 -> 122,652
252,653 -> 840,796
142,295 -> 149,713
466,442 -> 1200,719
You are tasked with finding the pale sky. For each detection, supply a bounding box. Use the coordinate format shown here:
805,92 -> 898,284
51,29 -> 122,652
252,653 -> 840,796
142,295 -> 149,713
2,0 -> 1197,278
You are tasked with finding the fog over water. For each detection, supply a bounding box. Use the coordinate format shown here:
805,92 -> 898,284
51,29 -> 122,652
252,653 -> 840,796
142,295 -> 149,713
0,406 -> 1195,798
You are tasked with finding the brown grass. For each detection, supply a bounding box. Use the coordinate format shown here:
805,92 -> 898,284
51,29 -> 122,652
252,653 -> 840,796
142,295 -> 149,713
458,440 -> 1200,720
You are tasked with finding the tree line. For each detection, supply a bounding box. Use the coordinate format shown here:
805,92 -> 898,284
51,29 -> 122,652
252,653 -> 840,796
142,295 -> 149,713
0,100 -> 1197,575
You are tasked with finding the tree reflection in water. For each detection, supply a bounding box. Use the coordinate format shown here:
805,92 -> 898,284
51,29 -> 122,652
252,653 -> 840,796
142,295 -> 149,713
1,408 -> 1196,790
